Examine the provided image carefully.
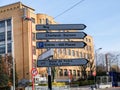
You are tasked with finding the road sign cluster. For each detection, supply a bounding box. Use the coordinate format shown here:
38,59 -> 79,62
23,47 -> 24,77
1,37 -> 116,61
36,23 -> 88,67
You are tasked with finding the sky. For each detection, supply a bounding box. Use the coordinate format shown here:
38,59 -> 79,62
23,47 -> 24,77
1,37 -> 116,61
1,0 -> 120,53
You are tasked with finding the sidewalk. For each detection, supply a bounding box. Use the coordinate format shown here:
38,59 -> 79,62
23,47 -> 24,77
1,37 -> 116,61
97,87 -> 120,90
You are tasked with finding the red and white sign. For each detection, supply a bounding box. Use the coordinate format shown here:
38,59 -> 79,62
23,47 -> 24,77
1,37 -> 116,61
31,68 -> 38,76
92,71 -> 96,76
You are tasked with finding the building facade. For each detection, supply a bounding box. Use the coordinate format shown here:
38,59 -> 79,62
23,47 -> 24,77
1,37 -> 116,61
0,2 -> 95,82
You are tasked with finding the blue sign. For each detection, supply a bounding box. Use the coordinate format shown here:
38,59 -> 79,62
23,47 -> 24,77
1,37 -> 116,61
36,42 -> 44,48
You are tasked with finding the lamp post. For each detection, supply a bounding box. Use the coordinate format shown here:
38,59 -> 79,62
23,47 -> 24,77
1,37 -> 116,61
116,54 -> 120,72
94,48 -> 102,87
95,48 -> 102,69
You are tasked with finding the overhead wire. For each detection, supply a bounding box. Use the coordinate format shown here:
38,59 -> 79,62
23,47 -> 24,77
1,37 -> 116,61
54,0 -> 85,19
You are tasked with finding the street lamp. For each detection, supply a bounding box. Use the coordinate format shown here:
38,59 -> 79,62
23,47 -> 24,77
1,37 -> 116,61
94,48 -> 102,87
95,48 -> 102,71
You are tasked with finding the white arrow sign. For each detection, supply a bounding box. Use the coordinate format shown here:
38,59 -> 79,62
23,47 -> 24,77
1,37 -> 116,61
36,32 -> 87,40
36,41 -> 86,49
37,58 -> 88,67
38,49 -> 54,60
36,24 -> 86,30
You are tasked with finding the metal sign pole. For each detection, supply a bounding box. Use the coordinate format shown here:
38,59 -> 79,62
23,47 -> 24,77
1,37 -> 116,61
46,18 -> 52,90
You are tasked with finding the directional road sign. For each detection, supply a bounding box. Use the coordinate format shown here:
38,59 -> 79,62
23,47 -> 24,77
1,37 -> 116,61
36,32 -> 87,40
37,58 -> 88,67
36,24 -> 86,30
36,41 -> 86,49
38,49 -> 54,60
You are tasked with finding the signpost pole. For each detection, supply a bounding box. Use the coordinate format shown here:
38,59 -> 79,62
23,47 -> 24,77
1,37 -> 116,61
46,18 -> 52,90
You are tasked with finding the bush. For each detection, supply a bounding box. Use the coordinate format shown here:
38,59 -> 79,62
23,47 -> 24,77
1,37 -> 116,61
52,82 -> 65,86
79,80 -> 94,86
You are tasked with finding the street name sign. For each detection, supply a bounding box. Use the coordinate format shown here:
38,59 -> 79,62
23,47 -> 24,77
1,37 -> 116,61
36,32 -> 87,40
36,41 -> 86,49
38,49 -> 54,60
36,24 -> 86,30
37,58 -> 88,67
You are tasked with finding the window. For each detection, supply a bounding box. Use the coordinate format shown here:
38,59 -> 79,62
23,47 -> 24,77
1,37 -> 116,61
80,52 -> 82,58
33,59 -> 37,67
40,19 -> 42,24
86,46 -> 88,51
57,49 -> 60,54
59,69 -> 63,76
69,70 -> 72,75
72,50 -> 75,56
63,49 -> 66,55
68,49 -> 71,55
32,33 -> 35,41
32,46 -> 36,55
76,51 -> 79,57
89,39 -> 91,42
31,17 -> 35,23
64,69 -> 68,76
77,70 -> 80,76
0,45 -> 5,54
0,32 -> 5,41
7,19 -> 11,26
7,43 -> 12,53
0,20 -> 5,27
7,31 -> 11,40
73,70 -> 76,76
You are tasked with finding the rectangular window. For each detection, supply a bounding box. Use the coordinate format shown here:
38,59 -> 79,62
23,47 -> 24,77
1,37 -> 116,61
72,50 -> 75,56
7,43 -> 12,53
80,52 -> 82,58
68,49 -> 71,55
59,69 -> 63,76
64,69 -> 68,76
0,32 -> 5,41
31,17 -> 35,23
69,70 -> 72,75
76,51 -> 79,57
77,70 -> 80,76
32,46 -> 36,55
57,49 -> 60,54
32,33 -> 35,41
0,20 -> 5,27
7,31 -> 11,40
33,59 -> 37,67
63,49 -> 66,55
73,70 -> 76,76
7,19 -> 11,26
40,19 -> 42,24
0,45 -> 5,54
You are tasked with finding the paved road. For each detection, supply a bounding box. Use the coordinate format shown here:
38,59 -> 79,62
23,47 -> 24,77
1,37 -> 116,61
25,86 -> 120,90
98,87 -> 120,90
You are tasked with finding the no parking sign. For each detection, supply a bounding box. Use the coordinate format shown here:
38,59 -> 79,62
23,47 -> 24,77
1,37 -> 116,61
31,68 -> 38,76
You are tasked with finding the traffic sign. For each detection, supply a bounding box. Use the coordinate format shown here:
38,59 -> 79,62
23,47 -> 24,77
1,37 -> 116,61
37,58 -> 88,67
92,71 -> 96,76
31,68 -> 38,76
38,49 -> 54,60
36,24 -> 86,30
36,41 -> 86,49
36,32 -> 87,40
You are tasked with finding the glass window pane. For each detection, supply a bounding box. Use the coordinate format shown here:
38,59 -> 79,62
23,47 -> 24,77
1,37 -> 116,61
0,45 -> 5,54
7,43 -> 12,53
0,32 -> 5,41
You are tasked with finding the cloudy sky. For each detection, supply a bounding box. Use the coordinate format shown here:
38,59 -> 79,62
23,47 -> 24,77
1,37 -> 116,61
1,0 -> 120,53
